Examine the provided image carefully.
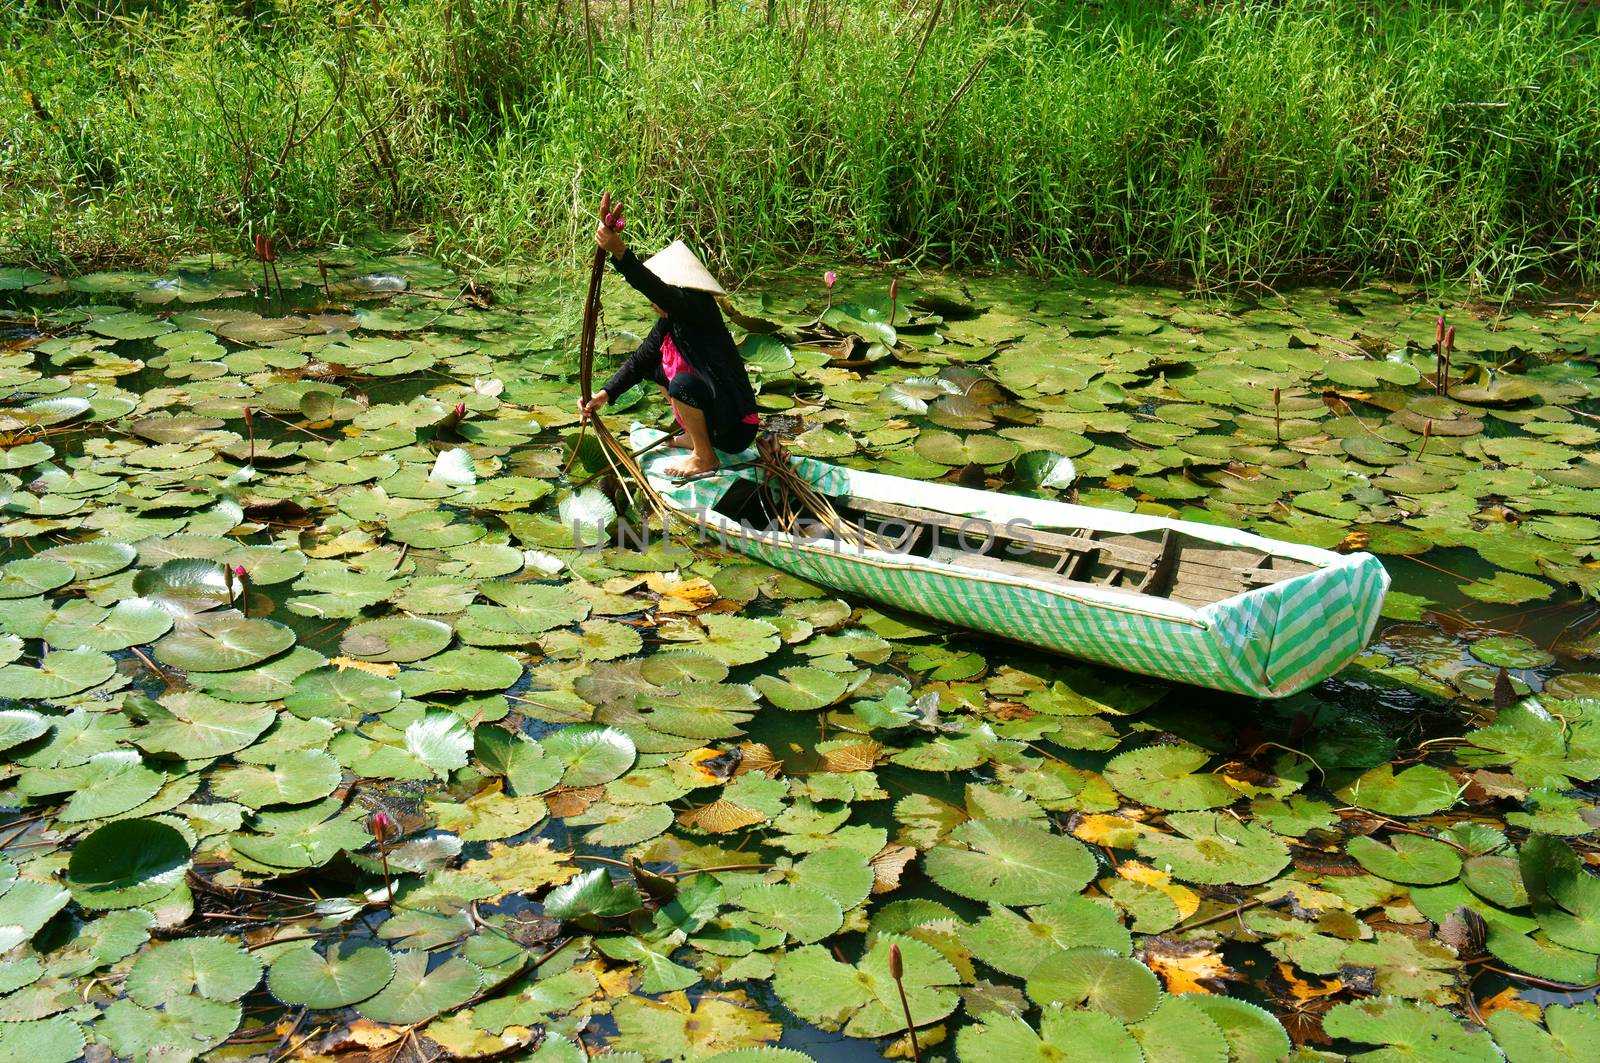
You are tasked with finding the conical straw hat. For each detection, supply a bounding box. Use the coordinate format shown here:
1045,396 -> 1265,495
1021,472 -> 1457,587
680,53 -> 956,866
643,240 -> 726,295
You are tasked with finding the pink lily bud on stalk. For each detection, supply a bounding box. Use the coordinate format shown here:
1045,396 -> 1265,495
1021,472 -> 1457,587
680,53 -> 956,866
888,942 -> 920,1061
1272,387 -> 1282,445
1418,417 -> 1434,460
1434,315 -> 1446,350
889,277 -> 899,328
369,809 -> 397,903
454,402 -> 466,420
824,270 -> 837,311
369,808 -> 396,845
1442,325 -> 1456,396
234,565 -> 248,618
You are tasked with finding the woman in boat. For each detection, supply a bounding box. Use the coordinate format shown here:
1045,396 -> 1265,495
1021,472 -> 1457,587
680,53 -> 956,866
580,209 -> 761,477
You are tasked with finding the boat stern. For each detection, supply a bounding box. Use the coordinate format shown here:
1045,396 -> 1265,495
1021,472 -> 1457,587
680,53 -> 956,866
1204,551 -> 1390,698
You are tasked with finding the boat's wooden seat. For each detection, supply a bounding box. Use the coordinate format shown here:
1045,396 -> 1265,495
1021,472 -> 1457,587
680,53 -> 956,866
840,493 -> 1316,606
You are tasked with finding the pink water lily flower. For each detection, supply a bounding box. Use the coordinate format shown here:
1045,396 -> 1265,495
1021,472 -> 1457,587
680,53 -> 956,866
369,809 -> 397,844
825,270 -> 837,288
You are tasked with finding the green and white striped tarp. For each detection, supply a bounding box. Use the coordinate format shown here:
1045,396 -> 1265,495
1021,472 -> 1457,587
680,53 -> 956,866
630,428 -> 1388,698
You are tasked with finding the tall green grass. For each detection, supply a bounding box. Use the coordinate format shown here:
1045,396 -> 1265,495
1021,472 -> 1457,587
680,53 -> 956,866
4,0 -> 1598,291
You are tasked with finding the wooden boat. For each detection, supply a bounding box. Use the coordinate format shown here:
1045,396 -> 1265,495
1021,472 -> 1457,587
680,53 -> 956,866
630,428 -> 1389,698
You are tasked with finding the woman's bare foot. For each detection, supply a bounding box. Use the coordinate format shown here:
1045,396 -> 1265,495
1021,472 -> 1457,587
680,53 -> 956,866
662,453 -> 719,477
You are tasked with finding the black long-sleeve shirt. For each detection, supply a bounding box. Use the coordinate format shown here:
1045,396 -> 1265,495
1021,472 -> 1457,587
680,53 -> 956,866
599,248 -> 759,432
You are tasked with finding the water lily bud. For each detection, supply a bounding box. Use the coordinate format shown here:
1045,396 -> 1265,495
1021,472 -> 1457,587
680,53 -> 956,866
1444,325 -> 1456,354
369,809 -> 396,845
825,271 -> 838,288
234,565 -> 247,580
614,215 -> 626,232
889,942 -> 904,980
1434,316 -> 1445,346
454,402 -> 467,419
243,406 -> 253,425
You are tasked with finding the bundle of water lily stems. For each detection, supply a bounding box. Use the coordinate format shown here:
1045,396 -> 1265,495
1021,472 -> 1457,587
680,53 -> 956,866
575,196 -> 890,554
574,204 -> 671,527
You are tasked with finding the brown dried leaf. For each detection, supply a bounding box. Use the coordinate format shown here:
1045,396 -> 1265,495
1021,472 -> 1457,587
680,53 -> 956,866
1070,813 -> 1150,849
328,656 -> 400,678
1477,987 -> 1541,1021
677,799 -> 768,834
820,741 -> 881,773
869,843 -> 917,894
545,785 -> 603,818
646,572 -> 721,613
736,741 -> 783,777
1438,905 -> 1487,959
1140,936 -> 1241,994
1116,860 -> 1200,921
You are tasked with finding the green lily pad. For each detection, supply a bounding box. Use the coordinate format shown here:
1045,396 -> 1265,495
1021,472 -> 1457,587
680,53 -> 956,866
126,937 -> 263,1005
0,558 -> 75,598
1521,834 -> 1600,954
340,617 -> 454,662
36,540 -> 138,580
97,996 -> 240,1060
956,1009 -> 1143,1063
915,430 -> 1020,466
1347,833 -> 1463,885
133,693 -> 275,758
774,934 -> 960,1038
1471,636 -> 1555,669
405,710 -> 475,776
545,725 -> 636,787
0,646 -> 116,699
284,666 -> 402,717
0,709 -> 49,753
66,818 -> 191,909
267,942 -> 397,1009
1024,947 -> 1162,1022
0,1018 -> 86,1063
1487,1001 -> 1600,1063
925,818 -> 1096,904
153,617 -> 296,671
396,647 -> 522,696
1322,997 -> 1498,1062
737,883 -> 844,944
1335,763 -> 1461,817
1134,811 -> 1290,885
1104,742 -> 1237,810
1188,996 -> 1292,1063
60,749 -> 165,822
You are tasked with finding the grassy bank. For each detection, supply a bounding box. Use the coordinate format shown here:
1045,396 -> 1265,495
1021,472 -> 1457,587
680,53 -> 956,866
4,0 -> 1598,290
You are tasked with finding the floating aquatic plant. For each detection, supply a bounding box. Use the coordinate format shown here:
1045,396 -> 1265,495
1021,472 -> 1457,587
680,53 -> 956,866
0,249 -> 1599,1062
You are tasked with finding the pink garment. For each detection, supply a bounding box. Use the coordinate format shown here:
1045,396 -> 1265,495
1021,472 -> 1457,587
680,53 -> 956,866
661,333 -> 760,425
660,332 -> 691,382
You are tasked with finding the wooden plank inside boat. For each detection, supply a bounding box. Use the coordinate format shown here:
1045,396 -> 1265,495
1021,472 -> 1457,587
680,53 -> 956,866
834,494 -> 1317,607
706,479 -> 1318,608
